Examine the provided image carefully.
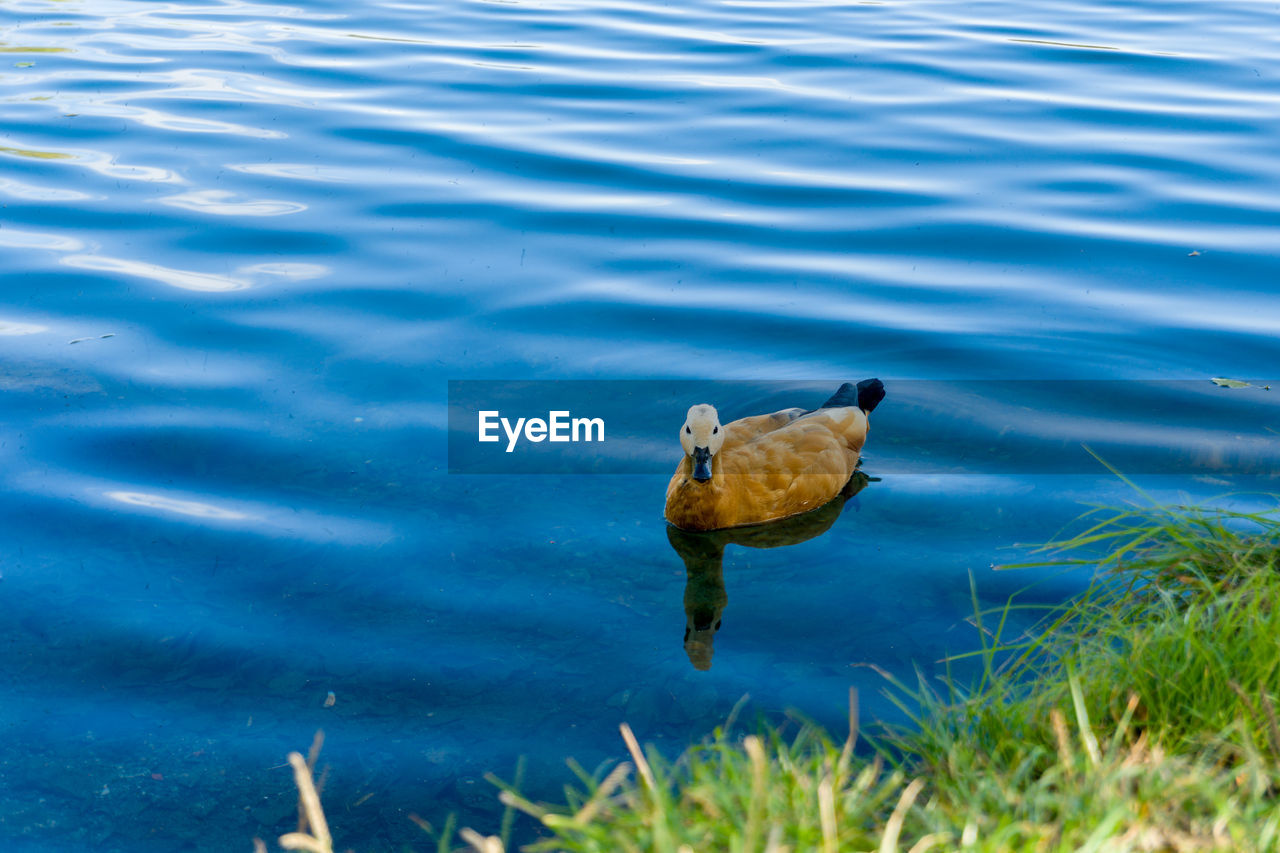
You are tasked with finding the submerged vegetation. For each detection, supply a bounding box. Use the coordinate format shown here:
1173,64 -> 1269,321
260,499 -> 1280,852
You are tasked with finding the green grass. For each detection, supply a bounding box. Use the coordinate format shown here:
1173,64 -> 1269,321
261,498 -> 1280,852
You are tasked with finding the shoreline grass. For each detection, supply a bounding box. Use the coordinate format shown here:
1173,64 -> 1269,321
260,499 -> 1280,852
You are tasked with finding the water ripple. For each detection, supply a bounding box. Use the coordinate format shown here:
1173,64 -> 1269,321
160,189 -> 306,216
63,254 -> 252,292
0,227 -> 85,251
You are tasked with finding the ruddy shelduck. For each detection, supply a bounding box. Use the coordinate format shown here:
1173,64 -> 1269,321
664,379 -> 885,531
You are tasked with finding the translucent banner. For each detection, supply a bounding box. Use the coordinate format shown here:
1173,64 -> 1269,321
447,379 -> 1280,476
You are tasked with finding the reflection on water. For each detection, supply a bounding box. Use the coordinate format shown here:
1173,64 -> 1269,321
160,189 -> 307,217
669,470 -> 877,670
62,254 -> 254,292
104,490 -> 250,520
0,143 -> 73,160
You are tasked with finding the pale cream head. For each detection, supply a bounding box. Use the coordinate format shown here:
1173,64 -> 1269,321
680,404 -> 723,481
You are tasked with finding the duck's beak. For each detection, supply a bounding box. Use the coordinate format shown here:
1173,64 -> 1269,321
692,446 -> 712,482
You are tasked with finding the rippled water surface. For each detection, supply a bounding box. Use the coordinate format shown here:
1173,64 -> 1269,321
3,0 -> 1279,849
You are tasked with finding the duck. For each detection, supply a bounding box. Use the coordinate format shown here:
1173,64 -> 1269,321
664,379 -> 885,531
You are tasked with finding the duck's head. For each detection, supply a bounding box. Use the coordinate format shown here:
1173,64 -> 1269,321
680,404 -> 724,482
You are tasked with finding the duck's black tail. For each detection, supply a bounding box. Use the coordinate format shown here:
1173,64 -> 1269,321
856,378 -> 885,413
820,379 -> 885,413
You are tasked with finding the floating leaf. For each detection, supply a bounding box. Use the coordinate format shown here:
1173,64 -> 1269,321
1211,377 -> 1252,389
14,61 -> 34,68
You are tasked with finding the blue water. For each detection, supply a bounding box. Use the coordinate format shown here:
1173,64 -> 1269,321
2,0 -> 1279,848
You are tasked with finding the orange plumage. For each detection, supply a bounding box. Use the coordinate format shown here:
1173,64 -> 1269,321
664,380 -> 884,531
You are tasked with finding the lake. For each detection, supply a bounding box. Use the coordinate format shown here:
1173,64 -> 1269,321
1,0 -> 1278,849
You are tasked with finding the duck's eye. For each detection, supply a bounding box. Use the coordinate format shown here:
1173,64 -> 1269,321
685,426 -> 691,434
713,426 -> 718,434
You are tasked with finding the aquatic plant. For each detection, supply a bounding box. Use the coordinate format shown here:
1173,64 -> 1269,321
260,499 -> 1280,851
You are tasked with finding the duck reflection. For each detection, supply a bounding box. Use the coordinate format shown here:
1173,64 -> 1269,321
668,470 -> 877,670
